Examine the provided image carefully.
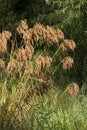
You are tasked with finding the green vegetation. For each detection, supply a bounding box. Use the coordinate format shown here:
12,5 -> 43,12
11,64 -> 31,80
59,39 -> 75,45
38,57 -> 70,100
0,81 -> 87,130
0,0 -> 87,129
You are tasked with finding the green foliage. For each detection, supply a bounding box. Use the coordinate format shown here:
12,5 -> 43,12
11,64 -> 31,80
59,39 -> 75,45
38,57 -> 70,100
0,0 -> 46,31
0,1 -> 87,129
0,79 -> 87,130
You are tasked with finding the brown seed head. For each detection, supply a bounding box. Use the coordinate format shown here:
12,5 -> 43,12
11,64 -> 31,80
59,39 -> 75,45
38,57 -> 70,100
33,30 -> 39,42
45,25 -> 58,45
61,56 -> 74,70
60,39 -> 76,51
56,29 -> 64,40
17,20 -> 28,36
67,83 -> 79,96
11,60 -> 20,71
23,29 -> 33,44
0,30 -> 11,53
72,83 -> 79,95
25,45 -> 34,59
0,39 -> 7,53
17,48 -> 27,61
2,30 -> 12,40
59,43 -> 67,51
33,24 -> 61,45
21,20 -> 28,30
34,23 -> 44,36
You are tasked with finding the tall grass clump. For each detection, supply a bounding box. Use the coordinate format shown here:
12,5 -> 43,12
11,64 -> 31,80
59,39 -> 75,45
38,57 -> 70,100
0,20 -> 76,81
0,20 -> 85,130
